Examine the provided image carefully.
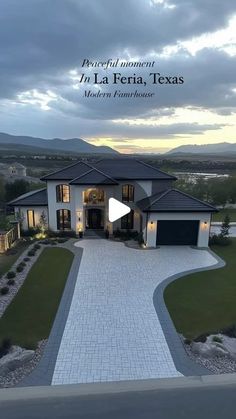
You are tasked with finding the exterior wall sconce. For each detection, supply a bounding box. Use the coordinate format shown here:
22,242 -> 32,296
204,221 -> 208,225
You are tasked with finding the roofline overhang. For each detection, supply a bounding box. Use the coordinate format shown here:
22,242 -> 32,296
8,203 -> 48,207
141,208 -> 218,213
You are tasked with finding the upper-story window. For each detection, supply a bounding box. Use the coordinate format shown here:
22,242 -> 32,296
56,184 -> 70,203
83,189 -> 104,204
122,184 -> 134,202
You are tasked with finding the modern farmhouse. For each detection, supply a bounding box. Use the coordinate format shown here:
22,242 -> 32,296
9,158 -> 217,247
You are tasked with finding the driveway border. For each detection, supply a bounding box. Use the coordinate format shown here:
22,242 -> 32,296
18,241 -> 83,387
153,248 -> 226,376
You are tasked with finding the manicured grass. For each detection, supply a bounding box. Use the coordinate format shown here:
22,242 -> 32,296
0,241 -> 30,277
212,208 -> 236,221
164,239 -> 236,339
0,247 -> 74,348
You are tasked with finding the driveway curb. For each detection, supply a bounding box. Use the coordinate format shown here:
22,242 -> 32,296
153,248 -> 226,376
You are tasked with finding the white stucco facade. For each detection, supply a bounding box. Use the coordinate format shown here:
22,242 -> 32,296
15,206 -> 48,231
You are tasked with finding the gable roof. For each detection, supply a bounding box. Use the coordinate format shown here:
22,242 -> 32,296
136,189 -> 217,213
9,188 -> 48,206
93,159 -> 176,180
41,158 -> 176,182
69,168 -> 118,185
41,161 -> 94,181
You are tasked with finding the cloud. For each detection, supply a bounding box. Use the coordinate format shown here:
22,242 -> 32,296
0,0 -> 236,149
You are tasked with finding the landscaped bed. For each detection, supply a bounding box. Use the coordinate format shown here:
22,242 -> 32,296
0,241 -> 30,277
164,238 -> 236,340
0,247 -> 74,349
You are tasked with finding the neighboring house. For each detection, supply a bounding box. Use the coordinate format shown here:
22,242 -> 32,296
9,158 -> 217,247
8,162 -> 27,177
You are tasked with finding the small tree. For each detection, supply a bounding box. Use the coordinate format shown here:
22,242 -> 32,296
38,210 -> 47,234
220,215 -> 231,238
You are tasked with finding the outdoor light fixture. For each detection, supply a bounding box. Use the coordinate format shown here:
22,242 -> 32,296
204,221 -> 208,225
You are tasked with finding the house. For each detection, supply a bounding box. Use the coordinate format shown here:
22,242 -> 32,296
8,162 -> 27,177
9,158 -> 217,247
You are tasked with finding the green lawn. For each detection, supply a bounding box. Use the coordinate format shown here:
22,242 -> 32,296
164,239 -> 236,340
0,247 -> 74,348
212,208 -> 236,222
0,241 -> 30,277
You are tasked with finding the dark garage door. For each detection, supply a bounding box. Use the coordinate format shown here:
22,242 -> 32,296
156,220 -> 199,245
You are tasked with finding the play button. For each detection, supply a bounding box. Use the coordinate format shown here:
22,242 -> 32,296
108,198 -> 131,222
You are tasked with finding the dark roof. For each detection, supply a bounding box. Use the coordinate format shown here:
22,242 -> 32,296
94,159 -> 176,180
69,168 -> 118,185
136,189 -> 217,213
41,158 -> 176,182
41,161 -> 94,181
9,188 -> 48,206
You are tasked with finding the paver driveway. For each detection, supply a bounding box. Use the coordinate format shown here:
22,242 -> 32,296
52,240 -> 217,385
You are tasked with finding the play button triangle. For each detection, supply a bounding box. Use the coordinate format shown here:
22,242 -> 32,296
108,198 -> 131,222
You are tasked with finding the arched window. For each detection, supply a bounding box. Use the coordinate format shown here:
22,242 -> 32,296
56,209 -> 71,230
122,184 -> 134,202
56,184 -> 70,203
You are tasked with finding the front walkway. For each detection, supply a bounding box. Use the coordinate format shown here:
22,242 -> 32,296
52,240 -> 217,385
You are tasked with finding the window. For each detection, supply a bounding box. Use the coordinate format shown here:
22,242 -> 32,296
56,209 -> 71,230
121,210 -> 134,229
122,184 -> 134,202
83,189 -> 104,204
27,210 -> 35,228
56,184 -> 70,203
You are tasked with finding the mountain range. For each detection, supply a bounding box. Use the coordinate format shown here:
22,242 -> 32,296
167,142 -> 236,155
0,133 -> 235,156
0,132 -> 118,155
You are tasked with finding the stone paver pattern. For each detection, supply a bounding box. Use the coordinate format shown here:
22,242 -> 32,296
52,240 -> 217,385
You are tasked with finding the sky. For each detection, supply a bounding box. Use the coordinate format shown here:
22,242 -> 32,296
0,0 -> 236,153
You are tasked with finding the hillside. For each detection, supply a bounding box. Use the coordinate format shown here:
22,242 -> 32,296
0,132 -> 118,155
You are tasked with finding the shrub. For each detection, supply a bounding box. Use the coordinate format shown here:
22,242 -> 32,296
137,232 -> 144,245
24,257 -> 30,262
16,265 -> 24,273
193,333 -> 209,343
113,228 -> 121,238
184,338 -> 192,345
28,250 -> 36,257
6,271 -> 16,279
19,261 -> 26,267
21,227 -> 40,237
0,286 -> 9,295
57,238 -> 68,243
34,243 -> 41,250
0,338 -> 12,358
7,279 -> 15,286
41,239 -> 51,245
51,241 -> 57,246
209,234 -> 232,246
47,230 -> 76,238
212,335 -> 223,343
221,324 -> 236,338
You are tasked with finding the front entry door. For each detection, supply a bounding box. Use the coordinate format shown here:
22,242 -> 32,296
87,209 -> 102,229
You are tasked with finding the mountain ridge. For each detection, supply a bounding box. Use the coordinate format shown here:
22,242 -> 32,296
167,142 -> 236,155
0,132 -> 118,154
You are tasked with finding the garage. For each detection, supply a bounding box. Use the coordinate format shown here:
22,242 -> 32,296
156,220 -> 199,245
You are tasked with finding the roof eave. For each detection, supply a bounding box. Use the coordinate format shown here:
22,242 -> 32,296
141,208 -> 218,213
